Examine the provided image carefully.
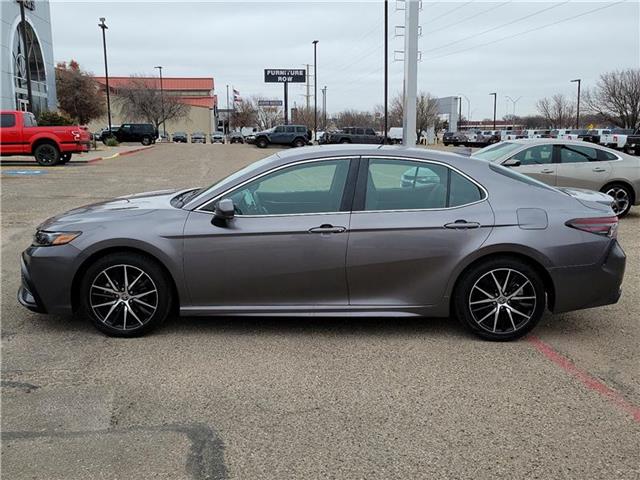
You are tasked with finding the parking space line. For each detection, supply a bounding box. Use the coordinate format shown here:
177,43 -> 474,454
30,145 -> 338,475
528,336 -> 640,423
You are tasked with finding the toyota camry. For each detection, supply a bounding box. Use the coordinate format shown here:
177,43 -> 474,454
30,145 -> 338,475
19,145 -> 626,341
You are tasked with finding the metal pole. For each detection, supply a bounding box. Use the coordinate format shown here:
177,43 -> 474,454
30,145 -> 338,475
99,18 -> 112,133
18,1 -> 33,112
490,92 -> 497,130
313,40 -> 318,142
384,0 -> 388,143
322,86 -> 327,130
155,66 -> 166,138
284,82 -> 289,125
458,97 -> 462,130
402,0 -> 419,146
226,84 -> 229,134
572,79 -> 581,129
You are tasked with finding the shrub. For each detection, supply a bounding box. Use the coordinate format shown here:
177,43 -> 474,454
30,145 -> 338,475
104,136 -> 119,147
37,111 -> 74,126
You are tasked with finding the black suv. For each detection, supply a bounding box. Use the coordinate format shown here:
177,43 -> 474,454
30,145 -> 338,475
252,125 -> 310,148
101,123 -> 157,145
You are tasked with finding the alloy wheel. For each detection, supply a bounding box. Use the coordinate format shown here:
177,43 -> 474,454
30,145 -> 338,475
89,264 -> 158,331
37,145 -> 57,165
468,268 -> 537,334
605,186 -> 630,216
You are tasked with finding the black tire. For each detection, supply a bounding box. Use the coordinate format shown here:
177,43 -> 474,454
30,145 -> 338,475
80,252 -> 173,337
292,137 -> 306,148
34,142 -> 60,166
602,182 -> 634,218
59,153 -> 72,164
256,137 -> 268,148
443,142 -> 450,146
339,138 -> 350,144
453,257 -> 546,341
141,136 -> 152,146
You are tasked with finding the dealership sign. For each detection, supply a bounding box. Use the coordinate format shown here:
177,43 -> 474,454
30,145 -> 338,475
258,100 -> 283,107
264,69 -> 306,83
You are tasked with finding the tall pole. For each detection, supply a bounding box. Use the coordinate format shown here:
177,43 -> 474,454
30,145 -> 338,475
322,86 -> 327,129
402,0 -> 419,146
313,40 -> 319,142
155,66 -> 166,138
457,97 -> 462,131
284,82 -> 289,125
99,18 -> 112,133
384,0 -> 388,142
490,92 -> 497,130
571,79 -> 581,129
18,1 -> 33,112
304,63 -> 311,110
226,84 -> 229,134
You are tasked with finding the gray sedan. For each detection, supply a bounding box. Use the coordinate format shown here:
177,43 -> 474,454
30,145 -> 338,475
473,139 -> 640,216
19,145 -> 626,341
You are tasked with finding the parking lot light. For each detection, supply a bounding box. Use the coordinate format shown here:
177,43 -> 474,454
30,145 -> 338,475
98,17 -> 112,134
571,79 -> 581,129
313,40 -> 319,142
489,92 -> 497,130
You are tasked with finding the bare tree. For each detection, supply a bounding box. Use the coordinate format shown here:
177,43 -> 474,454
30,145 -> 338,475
536,94 -> 576,128
334,109 -> 377,129
388,91 -> 439,139
583,69 -> 640,129
55,60 -> 105,124
251,96 -> 283,130
230,99 -> 257,131
116,76 -> 189,130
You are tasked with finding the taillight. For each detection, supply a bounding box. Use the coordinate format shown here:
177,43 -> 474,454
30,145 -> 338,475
566,216 -> 618,238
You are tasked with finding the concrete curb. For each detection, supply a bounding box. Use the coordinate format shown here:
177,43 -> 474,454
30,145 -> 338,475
87,146 -> 154,164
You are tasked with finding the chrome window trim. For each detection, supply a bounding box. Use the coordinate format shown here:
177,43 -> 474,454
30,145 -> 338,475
195,154 -> 489,217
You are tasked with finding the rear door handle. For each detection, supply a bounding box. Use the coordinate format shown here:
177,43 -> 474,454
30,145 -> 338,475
592,167 -> 606,172
444,220 -> 481,230
540,168 -> 554,174
308,224 -> 346,234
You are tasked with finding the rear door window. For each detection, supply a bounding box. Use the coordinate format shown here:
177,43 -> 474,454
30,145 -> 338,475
1,113 -> 16,128
285,126 -> 295,133
559,145 -> 598,163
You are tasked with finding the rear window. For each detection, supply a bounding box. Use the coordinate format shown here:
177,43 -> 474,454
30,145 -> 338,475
1,113 -> 16,128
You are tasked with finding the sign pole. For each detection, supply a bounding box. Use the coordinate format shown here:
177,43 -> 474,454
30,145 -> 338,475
284,82 -> 289,125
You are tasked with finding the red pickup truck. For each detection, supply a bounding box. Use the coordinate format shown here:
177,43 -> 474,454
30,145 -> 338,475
0,110 -> 91,166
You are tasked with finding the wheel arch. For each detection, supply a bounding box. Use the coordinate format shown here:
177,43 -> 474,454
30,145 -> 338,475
70,245 -> 180,314
31,136 -> 60,154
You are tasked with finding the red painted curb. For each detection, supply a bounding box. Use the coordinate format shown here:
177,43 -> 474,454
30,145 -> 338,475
528,335 -> 640,423
86,145 -> 154,164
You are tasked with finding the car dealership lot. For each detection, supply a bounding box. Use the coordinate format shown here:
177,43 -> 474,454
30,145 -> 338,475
2,144 -> 639,479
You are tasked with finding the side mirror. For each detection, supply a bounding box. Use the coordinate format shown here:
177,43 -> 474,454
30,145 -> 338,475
503,158 -> 521,167
214,198 -> 235,220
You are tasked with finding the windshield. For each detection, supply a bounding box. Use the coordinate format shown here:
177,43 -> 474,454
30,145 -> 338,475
185,153 -> 280,207
473,142 -> 522,162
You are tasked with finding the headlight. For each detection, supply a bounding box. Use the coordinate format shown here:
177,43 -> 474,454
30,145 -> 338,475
33,230 -> 81,247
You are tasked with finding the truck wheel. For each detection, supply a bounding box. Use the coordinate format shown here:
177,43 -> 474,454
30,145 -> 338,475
34,143 -> 60,166
256,137 -> 268,148
60,153 -> 72,164
339,138 -> 350,144
292,137 -> 306,148
141,136 -> 152,146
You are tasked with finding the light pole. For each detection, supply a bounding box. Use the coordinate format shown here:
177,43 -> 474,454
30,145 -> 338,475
313,40 -> 319,142
384,0 -> 388,142
571,79 -> 581,129
458,94 -> 471,122
321,86 -> 327,130
98,17 -> 112,134
489,92 -> 497,130
18,1 -> 33,112
505,95 -> 522,118
154,66 -> 166,139
226,84 -> 230,134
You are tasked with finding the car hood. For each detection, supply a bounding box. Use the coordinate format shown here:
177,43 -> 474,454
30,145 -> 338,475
557,187 -> 614,212
38,189 -> 182,230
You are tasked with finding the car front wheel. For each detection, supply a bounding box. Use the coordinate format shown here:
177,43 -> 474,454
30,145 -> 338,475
80,252 -> 173,337
454,257 -> 546,341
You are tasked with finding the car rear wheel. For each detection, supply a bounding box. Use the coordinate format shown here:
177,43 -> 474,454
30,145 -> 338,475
80,252 -> 172,337
34,143 -> 61,166
256,137 -> 268,148
602,183 -> 633,217
454,257 -> 546,341
292,137 -> 306,148
141,136 -> 152,146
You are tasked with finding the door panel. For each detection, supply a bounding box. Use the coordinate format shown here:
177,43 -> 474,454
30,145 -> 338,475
183,212 -> 350,306
0,113 -> 22,154
508,144 -> 556,185
555,144 -> 611,189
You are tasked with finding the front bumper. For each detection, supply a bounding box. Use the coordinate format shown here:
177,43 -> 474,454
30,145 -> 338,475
18,255 -> 47,313
549,240 -> 626,313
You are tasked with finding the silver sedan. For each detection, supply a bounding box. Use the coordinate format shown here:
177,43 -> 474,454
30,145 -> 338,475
473,139 -> 640,216
19,145 -> 626,341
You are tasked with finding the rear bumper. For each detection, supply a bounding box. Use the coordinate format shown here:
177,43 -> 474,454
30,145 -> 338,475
549,240 -> 626,313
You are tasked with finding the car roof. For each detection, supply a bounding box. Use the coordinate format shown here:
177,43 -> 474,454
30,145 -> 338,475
506,138 -> 607,146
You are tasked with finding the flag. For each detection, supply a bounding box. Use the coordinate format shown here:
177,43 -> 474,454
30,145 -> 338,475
233,89 -> 240,96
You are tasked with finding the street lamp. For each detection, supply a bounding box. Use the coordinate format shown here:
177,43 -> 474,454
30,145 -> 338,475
489,92 -> 497,130
384,0 -> 389,142
98,17 -> 112,134
154,66 -> 166,139
322,86 -> 327,130
571,79 -> 581,129
313,40 -> 319,142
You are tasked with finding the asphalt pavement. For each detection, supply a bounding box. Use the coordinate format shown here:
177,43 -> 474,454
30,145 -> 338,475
1,143 -> 638,479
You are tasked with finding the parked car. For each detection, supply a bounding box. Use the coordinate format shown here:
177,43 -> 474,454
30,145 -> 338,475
443,131 -> 465,146
501,130 -> 526,141
0,110 -> 91,166
101,123 -> 157,145
473,139 -> 640,216
191,132 -> 207,144
324,127 -> 384,144
624,130 -> 640,155
228,132 -> 244,144
253,125 -> 310,148
582,129 -> 611,144
563,129 -> 590,141
19,145 -> 626,341
172,132 -> 188,143
387,127 -> 403,145
522,130 -> 552,139
478,130 -> 501,145
600,129 -> 636,151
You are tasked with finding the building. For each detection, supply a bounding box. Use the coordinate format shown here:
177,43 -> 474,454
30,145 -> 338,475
92,76 -> 217,135
1,0 -> 57,115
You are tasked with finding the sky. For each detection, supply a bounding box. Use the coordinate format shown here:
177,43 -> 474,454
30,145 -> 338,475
49,1 -> 640,119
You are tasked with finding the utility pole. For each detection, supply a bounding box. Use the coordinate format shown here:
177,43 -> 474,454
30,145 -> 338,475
226,84 -> 229,134
458,97 -> 462,131
321,86 -> 327,129
98,17 -> 112,134
284,82 -> 289,125
490,92 -> 497,130
571,79 -> 581,129
18,1 -> 33,112
384,0 -> 388,142
154,66 -> 166,138
303,63 -> 312,109
402,0 -> 419,146
313,40 -> 319,142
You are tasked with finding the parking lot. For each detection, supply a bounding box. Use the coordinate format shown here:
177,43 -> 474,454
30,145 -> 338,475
1,144 -> 639,479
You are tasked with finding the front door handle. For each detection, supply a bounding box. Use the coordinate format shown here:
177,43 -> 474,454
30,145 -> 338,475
444,220 -> 481,230
592,167 -> 606,172
308,224 -> 346,234
540,168 -> 554,174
